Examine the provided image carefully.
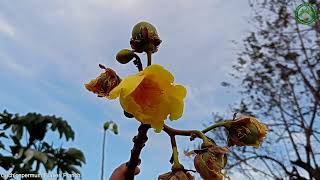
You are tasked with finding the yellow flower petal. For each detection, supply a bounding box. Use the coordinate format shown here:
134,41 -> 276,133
169,97 -> 184,120
119,95 -> 152,120
108,74 -> 145,99
150,120 -> 164,133
143,64 -> 174,83
119,96 -> 140,115
170,85 -> 187,100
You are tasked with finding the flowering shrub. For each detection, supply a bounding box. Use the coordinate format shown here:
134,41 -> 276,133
85,21 -> 268,180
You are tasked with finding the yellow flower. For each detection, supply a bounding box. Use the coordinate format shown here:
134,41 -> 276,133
226,116 -> 267,147
108,64 -> 187,132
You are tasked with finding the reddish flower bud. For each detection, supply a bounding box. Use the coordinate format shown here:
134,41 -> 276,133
158,170 -> 194,180
192,142 -> 228,180
226,116 -> 267,147
130,21 -> 162,53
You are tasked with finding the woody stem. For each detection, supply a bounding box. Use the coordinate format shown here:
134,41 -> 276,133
170,135 -> 184,170
201,120 -> 232,134
163,124 -> 209,144
125,124 -> 151,180
133,54 -> 143,71
147,51 -> 152,66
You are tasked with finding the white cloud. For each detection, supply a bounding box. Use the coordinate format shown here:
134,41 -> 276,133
0,53 -> 31,77
0,16 -> 15,38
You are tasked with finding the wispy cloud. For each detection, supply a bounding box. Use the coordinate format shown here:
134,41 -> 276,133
0,16 -> 15,38
0,52 -> 31,77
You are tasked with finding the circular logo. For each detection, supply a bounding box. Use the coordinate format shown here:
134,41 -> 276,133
295,3 -> 318,25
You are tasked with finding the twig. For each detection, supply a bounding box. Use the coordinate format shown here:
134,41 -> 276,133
133,54 -> 143,71
125,124 -> 151,180
163,124 -> 196,137
147,51 -> 152,66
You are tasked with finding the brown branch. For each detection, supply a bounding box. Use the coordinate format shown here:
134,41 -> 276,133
288,81 -> 314,177
163,124 -> 196,137
163,124 -> 206,140
291,159 -> 320,180
277,94 -> 302,161
289,80 -> 319,176
260,157 -> 278,178
229,152 -> 310,179
288,81 -> 306,128
292,55 -> 320,102
294,21 -> 318,83
125,124 -> 150,180
229,152 -> 276,178
310,98 -> 319,130
258,155 -> 292,176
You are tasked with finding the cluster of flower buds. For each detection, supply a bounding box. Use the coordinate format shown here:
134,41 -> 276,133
130,21 -> 162,53
182,115 -> 267,180
115,21 -> 161,65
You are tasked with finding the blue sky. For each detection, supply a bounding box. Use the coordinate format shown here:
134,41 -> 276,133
0,0 -> 252,179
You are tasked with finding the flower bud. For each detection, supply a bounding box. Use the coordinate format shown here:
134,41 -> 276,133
130,21 -> 162,53
85,65 -> 121,98
226,116 -> 267,147
193,145 -> 228,180
158,170 -> 194,180
112,123 -> 119,135
103,122 -> 110,130
116,49 -> 135,64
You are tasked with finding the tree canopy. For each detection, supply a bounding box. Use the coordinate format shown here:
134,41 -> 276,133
0,110 -> 85,180
211,0 -> 320,179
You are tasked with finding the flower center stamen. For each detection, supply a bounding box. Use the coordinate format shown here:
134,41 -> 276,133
132,78 -> 163,110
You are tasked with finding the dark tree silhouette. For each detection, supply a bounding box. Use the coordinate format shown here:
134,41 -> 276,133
207,0 -> 320,179
0,110 -> 85,180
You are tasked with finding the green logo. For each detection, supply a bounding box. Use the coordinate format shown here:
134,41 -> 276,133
295,3 -> 318,25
